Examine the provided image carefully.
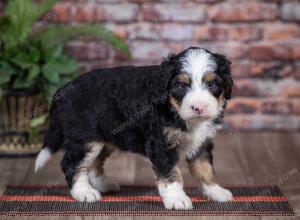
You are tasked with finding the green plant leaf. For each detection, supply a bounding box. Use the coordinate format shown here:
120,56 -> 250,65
44,43 -> 64,62
13,74 -> 34,89
4,0 -> 34,48
28,127 -> 38,142
4,0 -> 59,49
0,87 -> 3,101
35,24 -> 131,57
0,16 -> 11,35
30,114 -> 47,128
0,72 -> 12,85
43,83 -> 59,103
42,64 -> 60,84
12,53 -> 33,69
0,62 -> 16,85
28,65 -> 40,81
29,46 -> 41,63
55,59 -> 79,74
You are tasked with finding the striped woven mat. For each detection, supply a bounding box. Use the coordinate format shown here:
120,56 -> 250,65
0,185 -> 294,216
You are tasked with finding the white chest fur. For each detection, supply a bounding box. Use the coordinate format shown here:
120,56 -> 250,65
164,120 -> 218,160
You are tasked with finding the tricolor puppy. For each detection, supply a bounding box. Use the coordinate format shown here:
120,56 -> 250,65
35,47 -> 233,209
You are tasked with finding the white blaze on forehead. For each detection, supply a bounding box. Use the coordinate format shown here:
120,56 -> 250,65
180,49 -> 216,88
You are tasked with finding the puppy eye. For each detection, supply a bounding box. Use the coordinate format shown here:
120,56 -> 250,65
176,82 -> 188,88
207,81 -> 217,88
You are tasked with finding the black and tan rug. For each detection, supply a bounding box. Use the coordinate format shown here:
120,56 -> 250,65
0,185 -> 294,216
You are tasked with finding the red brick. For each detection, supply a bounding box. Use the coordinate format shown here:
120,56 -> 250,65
291,99 -> 300,115
228,26 -> 262,41
272,44 -> 293,60
250,62 -> 293,78
291,42 -> 300,59
161,24 -> 194,41
142,4 -> 206,22
278,65 -> 293,78
249,44 -> 273,61
261,99 -> 292,114
251,62 -> 278,76
194,25 -> 261,41
279,82 -> 300,97
63,0 -> 86,2
74,4 -> 139,22
210,3 -> 278,22
263,24 -> 299,40
295,62 -> 300,79
74,5 -> 99,22
231,62 -> 251,78
101,4 -> 139,22
232,80 -> 259,97
273,42 -> 300,60
213,43 -> 248,59
233,79 -> 281,97
122,23 -> 158,40
48,4 -> 72,22
250,42 -> 300,61
226,98 -> 260,114
130,41 -> 171,60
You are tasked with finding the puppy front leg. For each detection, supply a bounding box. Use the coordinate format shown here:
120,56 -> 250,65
143,116 -> 192,209
156,166 -> 192,210
146,139 -> 192,209
187,141 -> 233,202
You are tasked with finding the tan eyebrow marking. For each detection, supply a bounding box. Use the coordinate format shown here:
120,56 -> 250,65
202,72 -> 216,82
178,73 -> 191,85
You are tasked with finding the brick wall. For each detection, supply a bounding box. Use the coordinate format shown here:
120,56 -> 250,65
3,0 -> 300,130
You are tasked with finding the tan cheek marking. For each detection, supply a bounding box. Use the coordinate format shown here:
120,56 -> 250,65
188,159 -> 215,185
218,92 -> 224,104
178,73 -> 191,85
170,96 -> 181,111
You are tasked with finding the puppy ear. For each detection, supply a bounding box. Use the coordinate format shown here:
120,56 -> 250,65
151,65 -> 176,102
214,53 -> 233,100
161,53 -> 181,68
143,56 -> 178,105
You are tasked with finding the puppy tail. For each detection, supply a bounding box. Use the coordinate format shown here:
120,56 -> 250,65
35,105 -> 63,172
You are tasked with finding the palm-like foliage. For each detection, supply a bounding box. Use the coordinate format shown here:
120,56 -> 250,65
0,0 -> 130,101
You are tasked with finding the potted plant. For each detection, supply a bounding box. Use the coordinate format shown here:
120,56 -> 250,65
0,0 -> 130,156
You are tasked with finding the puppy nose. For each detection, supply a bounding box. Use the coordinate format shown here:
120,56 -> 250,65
191,105 -> 203,114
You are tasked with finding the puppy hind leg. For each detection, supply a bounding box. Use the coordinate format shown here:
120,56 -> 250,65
88,146 -> 120,192
62,141 -> 104,202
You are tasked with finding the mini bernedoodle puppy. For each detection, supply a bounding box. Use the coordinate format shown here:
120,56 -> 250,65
35,47 -> 234,210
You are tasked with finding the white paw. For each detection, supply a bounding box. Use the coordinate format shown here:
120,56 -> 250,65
158,181 -> 193,210
203,184 -> 233,202
71,185 -> 101,202
89,171 -> 120,192
162,194 -> 193,210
